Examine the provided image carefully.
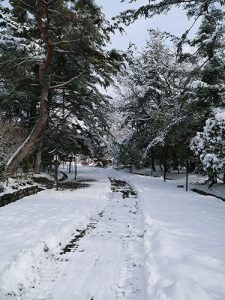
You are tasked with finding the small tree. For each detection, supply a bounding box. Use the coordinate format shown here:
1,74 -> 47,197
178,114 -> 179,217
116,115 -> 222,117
191,109 -> 225,186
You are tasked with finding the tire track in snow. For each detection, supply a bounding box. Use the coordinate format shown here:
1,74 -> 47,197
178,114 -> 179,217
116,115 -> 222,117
22,210 -> 106,300
116,198 -> 147,299
110,174 -> 149,300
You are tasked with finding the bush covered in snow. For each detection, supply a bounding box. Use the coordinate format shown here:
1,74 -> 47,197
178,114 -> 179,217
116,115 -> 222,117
191,109 -> 225,185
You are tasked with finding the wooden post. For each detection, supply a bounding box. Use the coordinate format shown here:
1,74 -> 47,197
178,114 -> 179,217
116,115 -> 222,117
74,155 -> 77,181
186,157 -> 189,191
54,159 -> 58,191
163,151 -> 167,182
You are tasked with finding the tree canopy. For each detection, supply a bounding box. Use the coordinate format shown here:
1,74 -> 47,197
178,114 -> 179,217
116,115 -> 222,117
114,0 -> 225,185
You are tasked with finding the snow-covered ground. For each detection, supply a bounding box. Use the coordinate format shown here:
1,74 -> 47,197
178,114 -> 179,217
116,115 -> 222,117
120,171 -> 225,300
0,168 -> 110,299
0,166 -> 225,299
123,166 -> 225,200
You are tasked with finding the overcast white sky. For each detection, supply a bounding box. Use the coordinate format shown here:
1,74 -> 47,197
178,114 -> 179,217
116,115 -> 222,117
95,0 -> 193,51
2,0 -> 194,51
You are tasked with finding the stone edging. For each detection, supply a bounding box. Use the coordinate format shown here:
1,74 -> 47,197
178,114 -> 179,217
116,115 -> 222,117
0,185 -> 42,208
191,188 -> 225,202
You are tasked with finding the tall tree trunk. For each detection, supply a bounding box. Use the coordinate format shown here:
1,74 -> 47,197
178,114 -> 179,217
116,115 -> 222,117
151,148 -> 156,172
5,0 -> 54,176
34,139 -> 43,174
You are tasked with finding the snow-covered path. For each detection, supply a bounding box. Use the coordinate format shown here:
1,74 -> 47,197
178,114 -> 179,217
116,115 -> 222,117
25,177 -> 146,300
1,167 -> 225,300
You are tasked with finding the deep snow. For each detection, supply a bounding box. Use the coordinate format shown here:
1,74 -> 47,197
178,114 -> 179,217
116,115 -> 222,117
0,166 -> 225,300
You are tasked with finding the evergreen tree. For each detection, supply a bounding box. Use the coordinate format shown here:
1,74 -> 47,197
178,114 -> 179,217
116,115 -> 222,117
117,31 -> 190,168
191,108 -> 225,185
117,0 -> 225,114
0,0 -> 122,174
116,0 -> 225,176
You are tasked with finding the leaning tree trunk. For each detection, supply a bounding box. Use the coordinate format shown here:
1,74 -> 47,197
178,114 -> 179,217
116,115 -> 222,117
6,81 -> 49,175
5,0 -> 54,176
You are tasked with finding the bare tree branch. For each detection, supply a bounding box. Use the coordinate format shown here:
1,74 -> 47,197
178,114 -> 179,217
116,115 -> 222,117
17,0 -> 35,12
47,0 -> 57,6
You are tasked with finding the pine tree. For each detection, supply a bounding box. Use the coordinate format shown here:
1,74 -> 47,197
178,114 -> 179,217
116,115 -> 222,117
0,0 -> 122,175
118,30 -> 190,167
116,0 -> 225,175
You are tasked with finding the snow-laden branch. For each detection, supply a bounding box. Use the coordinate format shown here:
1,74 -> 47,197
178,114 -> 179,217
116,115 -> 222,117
49,71 -> 84,89
54,39 -> 80,46
143,115 -> 187,159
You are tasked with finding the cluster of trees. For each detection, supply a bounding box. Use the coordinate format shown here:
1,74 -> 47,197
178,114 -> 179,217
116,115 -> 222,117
115,0 -> 225,184
0,0 -> 224,187
0,0 -> 123,177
